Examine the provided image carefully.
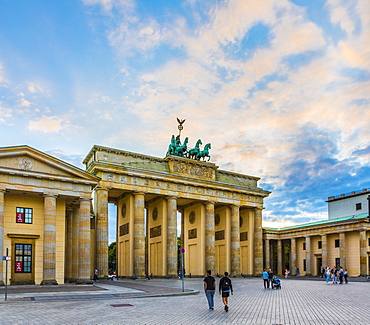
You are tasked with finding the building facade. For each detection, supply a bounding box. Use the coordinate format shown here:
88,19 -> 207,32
0,146 -> 99,285
263,188 -> 370,277
327,188 -> 370,219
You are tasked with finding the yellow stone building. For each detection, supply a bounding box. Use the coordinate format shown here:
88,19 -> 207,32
0,146 -> 99,285
263,215 -> 370,277
83,145 -> 270,278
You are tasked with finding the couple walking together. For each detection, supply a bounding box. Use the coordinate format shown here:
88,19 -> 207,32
204,270 -> 233,312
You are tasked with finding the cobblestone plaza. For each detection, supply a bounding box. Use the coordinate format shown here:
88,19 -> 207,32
1,278 -> 369,324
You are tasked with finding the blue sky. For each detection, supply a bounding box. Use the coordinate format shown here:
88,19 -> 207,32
1,0 -> 369,241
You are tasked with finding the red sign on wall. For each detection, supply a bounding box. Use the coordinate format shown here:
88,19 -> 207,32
15,261 -> 23,272
16,212 -> 25,223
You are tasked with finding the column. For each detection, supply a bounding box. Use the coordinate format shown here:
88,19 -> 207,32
321,234 -> 327,268
264,239 -> 270,270
0,189 -> 5,286
253,208 -> 263,276
205,202 -> 215,274
230,205 -> 240,275
167,196 -> 178,277
339,232 -> 346,269
65,208 -> 73,280
41,194 -> 58,285
71,207 -> 79,281
277,240 -> 282,275
133,192 -> 145,278
290,238 -> 297,275
77,198 -> 92,284
305,236 -> 312,276
95,187 -> 109,278
359,230 -> 367,276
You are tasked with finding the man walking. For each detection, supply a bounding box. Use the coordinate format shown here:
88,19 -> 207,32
203,270 -> 216,310
219,271 -> 233,312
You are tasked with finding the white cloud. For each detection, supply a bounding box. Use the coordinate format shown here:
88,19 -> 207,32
28,115 -> 65,133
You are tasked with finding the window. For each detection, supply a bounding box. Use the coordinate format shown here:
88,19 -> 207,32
356,203 -> 362,210
318,241 -> 322,249
303,259 -> 306,272
335,258 -> 340,269
16,207 -> 33,224
303,243 -> 306,250
335,239 -> 340,247
15,244 -> 32,273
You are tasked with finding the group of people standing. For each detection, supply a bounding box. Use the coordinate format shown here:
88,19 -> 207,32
323,266 -> 348,284
203,271 -> 234,312
262,269 -> 276,288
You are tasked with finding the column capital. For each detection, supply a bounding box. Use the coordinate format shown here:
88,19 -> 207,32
44,193 -> 58,199
95,186 -> 109,192
133,191 -> 145,196
167,195 -> 178,200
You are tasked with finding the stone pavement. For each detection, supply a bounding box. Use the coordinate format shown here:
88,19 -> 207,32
0,277 -> 369,324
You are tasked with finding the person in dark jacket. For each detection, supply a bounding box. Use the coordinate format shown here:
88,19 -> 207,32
268,269 -> 274,288
219,271 -> 233,312
203,270 -> 216,310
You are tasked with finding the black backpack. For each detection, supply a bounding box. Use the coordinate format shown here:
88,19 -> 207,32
222,278 -> 230,291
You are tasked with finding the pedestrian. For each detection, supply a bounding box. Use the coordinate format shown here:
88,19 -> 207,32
262,269 -> 269,289
204,270 -> 216,310
93,268 -> 99,282
325,266 -> 331,284
284,268 -> 290,279
332,269 -> 338,284
219,271 -> 233,312
268,268 -> 274,288
344,269 -> 348,284
339,266 -> 344,284
321,267 -> 325,278
296,268 -> 300,276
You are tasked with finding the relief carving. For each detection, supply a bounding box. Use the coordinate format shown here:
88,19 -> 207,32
18,157 -> 33,171
150,225 -> 161,238
172,162 -> 213,179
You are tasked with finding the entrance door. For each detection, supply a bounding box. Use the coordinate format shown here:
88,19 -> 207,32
216,244 -> 226,276
12,243 -> 34,285
317,257 -> 322,276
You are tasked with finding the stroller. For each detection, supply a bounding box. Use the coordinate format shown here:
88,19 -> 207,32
272,276 -> 281,289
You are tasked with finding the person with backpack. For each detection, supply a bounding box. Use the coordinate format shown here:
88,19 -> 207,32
203,270 -> 216,310
219,271 -> 233,312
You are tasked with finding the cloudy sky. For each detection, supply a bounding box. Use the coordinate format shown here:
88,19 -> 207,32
1,0 -> 369,240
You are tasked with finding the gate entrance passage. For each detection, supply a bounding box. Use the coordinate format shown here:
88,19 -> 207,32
84,145 -> 270,278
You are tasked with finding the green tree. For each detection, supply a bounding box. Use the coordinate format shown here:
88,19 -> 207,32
108,241 -> 116,271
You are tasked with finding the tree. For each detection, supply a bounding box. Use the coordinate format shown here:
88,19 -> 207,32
108,241 -> 116,271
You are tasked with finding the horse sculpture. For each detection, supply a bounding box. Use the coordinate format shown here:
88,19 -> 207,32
174,137 -> 188,157
187,139 -> 202,159
195,143 -> 211,161
166,135 -> 176,156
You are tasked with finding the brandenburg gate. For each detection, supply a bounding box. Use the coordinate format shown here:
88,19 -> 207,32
84,125 -> 270,278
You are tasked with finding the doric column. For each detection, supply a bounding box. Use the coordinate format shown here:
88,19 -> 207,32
253,208 -> 263,276
77,198 -> 92,284
277,240 -> 282,275
290,238 -> 296,275
359,230 -> 367,276
0,189 -> 5,286
339,232 -> 346,269
134,192 -> 145,278
71,207 -> 80,281
205,202 -> 215,274
41,194 -> 58,285
95,187 -> 109,278
305,236 -> 312,276
321,235 -> 327,268
167,196 -> 178,277
264,239 -> 270,270
65,208 -> 73,280
230,205 -> 240,275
